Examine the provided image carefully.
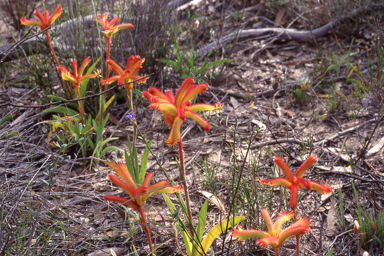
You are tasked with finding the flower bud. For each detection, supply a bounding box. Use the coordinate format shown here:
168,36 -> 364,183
363,251 -> 369,256
354,220 -> 361,234
194,20 -> 200,28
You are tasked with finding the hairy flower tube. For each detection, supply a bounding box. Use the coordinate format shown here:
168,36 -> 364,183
100,56 -> 147,100
94,13 -> 134,98
20,4 -> 62,29
58,57 -> 100,122
94,13 -> 134,40
101,159 -> 182,252
20,5 -> 73,97
58,57 -> 100,86
231,209 -> 312,255
259,156 -> 333,211
101,159 -> 182,210
142,77 -> 223,146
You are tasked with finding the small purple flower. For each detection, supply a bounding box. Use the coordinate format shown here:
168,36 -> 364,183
126,112 -> 136,120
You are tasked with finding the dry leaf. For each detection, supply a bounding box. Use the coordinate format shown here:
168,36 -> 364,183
230,96 -> 240,109
344,213 -> 353,223
325,196 -> 337,237
366,137 -> 384,157
88,247 -> 125,256
285,109 -> 296,117
316,165 -> 350,174
274,7 -> 286,26
251,120 -> 266,131
321,183 -> 341,201
213,149 -> 221,163
154,215 -> 172,222
327,147 -> 354,162
265,50 -> 275,60
197,190 -> 226,212
203,131 -> 210,144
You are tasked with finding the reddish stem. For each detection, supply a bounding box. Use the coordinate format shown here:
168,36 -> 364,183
296,234 -> 300,256
275,247 -> 280,256
45,30 -> 74,99
100,37 -> 111,123
103,38 -> 111,98
294,211 -> 300,256
177,138 -> 195,236
74,84 -> 85,123
138,206 -> 154,252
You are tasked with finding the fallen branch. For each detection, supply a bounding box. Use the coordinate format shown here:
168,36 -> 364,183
251,138 -> 303,149
196,3 -> 384,57
314,118 -> 376,146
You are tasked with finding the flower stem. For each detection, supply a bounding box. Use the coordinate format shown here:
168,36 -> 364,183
129,89 -> 138,168
74,85 -> 85,123
275,247 -> 280,256
296,234 -> 300,256
138,206 -> 154,253
177,138 -> 194,236
103,38 -> 111,98
294,212 -> 300,256
100,37 -> 111,123
45,30 -> 74,99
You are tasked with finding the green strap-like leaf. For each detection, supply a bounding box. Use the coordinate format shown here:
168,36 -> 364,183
193,216 -> 246,256
205,58 -> 233,69
47,95 -> 78,109
157,58 -> 179,67
100,145 -> 123,159
43,106 -> 79,116
192,200 -> 208,256
139,140 -> 152,184
94,95 -> 116,121
81,57 -> 101,97
0,114 -> 15,126
163,194 -> 192,255
125,150 -> 135,181
132,146 -> 139,182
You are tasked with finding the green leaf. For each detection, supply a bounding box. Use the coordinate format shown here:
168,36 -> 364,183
181,228 -> 192,256
47,95 -> 78,109
80,125 -> 94,135
163,194 -> 192,255
193,216 -> 246,256
139,140 -> 152,184
81,57 -> 101,97
163,194 -> 176,212
205,58 -> 233,69
0,114 -> 15,126
133,147 -> 139,182
87,136 -> 95,150
99,137 -> 119,150
325,248 -> 334,256
43,106 -> 79,116
100,145 -> 123,159
132,245 -> 140,256
125,150 -> 135,182
192,200 -> 208,256
95,97 -> 115,122
157,58 -> 179,68
346,78 -> 360,85
132,88 -> 142,97
327,64 -> 339,75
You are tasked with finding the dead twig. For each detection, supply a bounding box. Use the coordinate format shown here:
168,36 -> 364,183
0,74 -> 153,109
314,118 -> 377,147
196,3 -> 384,57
